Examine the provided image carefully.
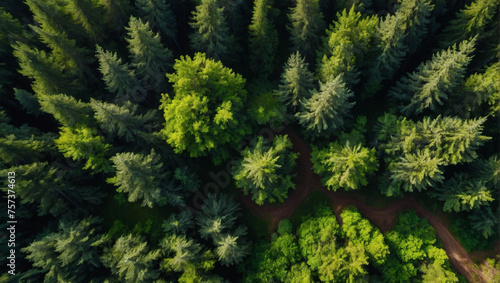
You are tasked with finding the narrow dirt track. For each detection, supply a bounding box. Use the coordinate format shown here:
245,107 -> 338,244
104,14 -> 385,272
239,127 -> 495,283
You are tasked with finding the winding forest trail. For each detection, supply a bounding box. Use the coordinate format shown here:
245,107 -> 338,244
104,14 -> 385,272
239,127 -> 497,283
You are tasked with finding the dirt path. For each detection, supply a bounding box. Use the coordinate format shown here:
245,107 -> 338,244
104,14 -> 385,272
239,127 -> 495,283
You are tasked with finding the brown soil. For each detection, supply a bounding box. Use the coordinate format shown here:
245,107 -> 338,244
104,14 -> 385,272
239,127 -> 495,283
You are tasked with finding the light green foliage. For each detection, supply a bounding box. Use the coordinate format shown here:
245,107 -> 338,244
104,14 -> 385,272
275,52 -> 315,111
440,0 -> 499,48
296,75 -> 355,137
90,99 -> 156,142
160,53 -> 248,161
55,125 -> 111,173
136,0 -> 177,41
391,39 -> 476,115
340,207 -> 389,265
288,0 -> 324,61
233,135 -> 298,205
190,0 -> 234,62
421,261 -> 459,283
162,210 -> 194,235
214,228 -> 249,266
311,141 -> 378,191
459,62 -> 500,117
284,262 -> 313,283
96,45 -> 141,101
318,6 -> 378,85
14,88 -> 42,116
248,0 -> 278,78
196,194 -> 240,240
22,217 -> 105,282
38,93 -> 93,127
161,234 -> 202,272
108,150 -> 167,208
277,219 -> 293,235
126,16 -> 172,83
102,234 -> 161,282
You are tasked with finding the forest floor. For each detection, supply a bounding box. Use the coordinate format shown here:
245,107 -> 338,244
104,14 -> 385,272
239,126 -> 499,283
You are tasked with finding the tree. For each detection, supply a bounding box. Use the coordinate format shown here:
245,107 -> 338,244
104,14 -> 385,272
288,0 -> 324,62
468,206 -> 498,239
126,16 -> 172,86
421,261 -> 459,283
160,53 -> 248,161
311,141 -> 378,191
190,0 -> 234,62
390,38 -> 476,115
399,0 -> 433,54
248,0 -> 278,79
90,99 -> 156,142
296,75 -> 355,137
14,88 -> 42,116
196,194 -> 240,240
99,0 -> 132,30
102,234 -> 161,282
214,228 -> 249,266
439,0 -> 498,48
136,0 -> 177,42
108,150 -> 168,208
38,93 -> 93,127
233,135 -> 298,205
55,125 -> 112,173
317,5 -> 378,86
96,45 -> 142,101
162,210 -> 194,235
59,0 -> 104,42
161,234 -> 201,272
274,52 -> 315,111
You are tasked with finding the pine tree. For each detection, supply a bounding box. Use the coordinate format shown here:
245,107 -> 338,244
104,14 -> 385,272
311,141 -> 379,191
399,0 -> 434,54
296,75 -> 355,137
161,234 -> 201,272
96,45 -> 142,101
98,0 -> 132,30
390,38 -> 476,115
468,206 -> 498,239
162,210 -> 194,235
317,6 -> 379,85
25,0 -> 70,36
13,88 -> 42,116
55,125 -> 112,173
196,194 -> 240,240
0,135 -> 52,165
90,99 -> 156,142
38,93 -> 93,127
439,0 -> 498,48
214,228 -> 249,266
107,150 -> 167,208
190,0 -> 234,62
102,234 -> 161,282
60,0 -> 104,42
248,0 -> 278,79
275,52 -> 315,111
136,0 -> 177,42
126,16 -> 172,86
288,0 -> 324,62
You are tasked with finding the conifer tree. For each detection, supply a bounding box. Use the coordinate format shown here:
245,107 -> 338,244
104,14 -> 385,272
439,0 -> 498,48
248,0 -> 278,79
38,93 -> 93,127
233,135 -> 298,205
99,0 -> 132,30
96,45 -> 142,101
162,210 -> 194,235
136,0 -> 177,42
296,75 -> 355,137
317,6 -> 378,85
13,88 -> 42,116
196,194 -> 240,240
25,0 -> 69,36
161,234 -> 201,272
55,125 -> 112,173
190,0 -> 234,62
311,141 -> 378,191
102,234 -> 161,282
399,0 -> 433,54
214,228 -> 249,266
60,0 -> 104,42
468,206 -> 498,239
288,0 -> 324,62
274,52 -> 314,111
126,16 -> 172,86
0,135 -> 52,165
108,150 -> 167,208
391,38 -> 476,115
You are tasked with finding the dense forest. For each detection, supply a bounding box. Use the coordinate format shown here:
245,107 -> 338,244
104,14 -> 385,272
0,0 -> 499,282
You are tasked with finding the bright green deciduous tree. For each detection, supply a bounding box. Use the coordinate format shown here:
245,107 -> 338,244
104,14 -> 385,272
102,234 -> 161,282
136,0 -> 177,41
275,52 -> 315,111
160,53 -> 248,161
233,135 -> 298,205
190,0 -> 234,62
248,0 -> 278,79
391,38 -> 476,115
296,75 -> 355,137
288,0 -> 324,62
311,141 -> 378,191
55,125 -> 111,173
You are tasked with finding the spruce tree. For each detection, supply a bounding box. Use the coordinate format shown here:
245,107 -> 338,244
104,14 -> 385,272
161,234 -> 201,272
190,0 -> 234,62
136,0 -> 177,42
14,88 -> 42,116
274,52 -> 315,111
126,16 -> 172,86
248,0 -> 278,79
162,210 -> 194,235
196,194 -> 240,240
99,0 -> 132,30
296,75 -> 355,137
25,0 -> 70,36
96,45 -> 142,101
37,93 -> 93,127
288,0 -> 324,62
107,150 -> 167,208
59,0 -> 104,42
390,38 -> 476,115
468,207 -> 498,239
399,0 -> 433,54
214,228 -> 249,266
